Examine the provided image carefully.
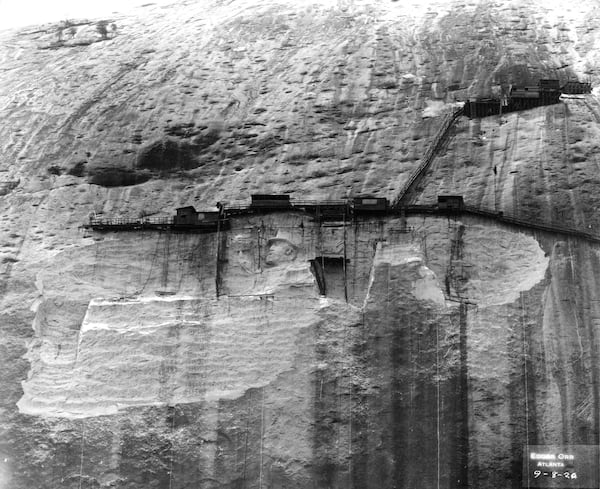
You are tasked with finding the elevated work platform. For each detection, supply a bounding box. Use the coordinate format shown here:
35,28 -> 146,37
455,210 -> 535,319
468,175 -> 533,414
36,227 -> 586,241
462,78 -> 589,119
84,216 -> 230,232
84,200 -> 600,246
398,204 -> 600,244
561,81 -> 592,94
221,199 -> 351,222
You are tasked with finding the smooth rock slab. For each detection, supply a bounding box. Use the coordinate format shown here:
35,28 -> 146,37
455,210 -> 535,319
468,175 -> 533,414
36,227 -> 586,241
19,295 -> 323,418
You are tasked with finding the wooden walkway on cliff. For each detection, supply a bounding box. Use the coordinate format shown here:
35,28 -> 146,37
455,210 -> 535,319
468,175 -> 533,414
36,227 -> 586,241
401,205 -> 600,244
224,199 -> 351,221
84,201 -> 600,245
84,216 -> 230,232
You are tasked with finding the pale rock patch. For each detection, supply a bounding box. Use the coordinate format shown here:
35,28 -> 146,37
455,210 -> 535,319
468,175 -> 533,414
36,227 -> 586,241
461,225 -> 549,307
19,295 -> 325,418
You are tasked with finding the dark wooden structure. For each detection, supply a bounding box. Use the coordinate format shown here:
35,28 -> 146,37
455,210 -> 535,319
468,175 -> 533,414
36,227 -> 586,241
200,211 -> 221,222
86,205 -> 227,232
83,194 -> 600,249
537,79 -> 561,105
173,206 -> 199,225
464,79 -> 561,118
539,79 -> 560,90
561,81 -> 592,94
352,197 -> 388,213
311,203 -> 349,221
509,86 -> 540,98
310,256 -> 347,299
250,194 -> 292,209
437,195 -> 464,211
509,86 -> 542,111
173,206 -> 223,230
290,200 -> 349,221
464,98 -> 503,118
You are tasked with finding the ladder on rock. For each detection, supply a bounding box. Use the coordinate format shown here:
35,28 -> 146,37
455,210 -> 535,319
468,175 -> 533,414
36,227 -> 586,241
392,107 -> 464,208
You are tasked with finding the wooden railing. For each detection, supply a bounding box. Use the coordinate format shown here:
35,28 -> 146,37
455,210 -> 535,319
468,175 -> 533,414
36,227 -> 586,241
391,107 -> 464,208
83,196 -> 600,244
400,204 -> 600,243
88,216 -> 172,227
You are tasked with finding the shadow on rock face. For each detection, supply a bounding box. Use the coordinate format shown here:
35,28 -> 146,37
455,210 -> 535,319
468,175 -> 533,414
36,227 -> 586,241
137,132 -> 220,172
137,139 -> 198,171
87,167 -> 152,187
86,128 -> 223,187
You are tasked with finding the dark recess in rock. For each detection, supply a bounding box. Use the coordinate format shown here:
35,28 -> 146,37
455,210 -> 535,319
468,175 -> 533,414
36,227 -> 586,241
67,161 -> 86,177
88,167 -> 152,187
137,135 -> 219,171
191,129 -> 221,150
164,123 -> 199,138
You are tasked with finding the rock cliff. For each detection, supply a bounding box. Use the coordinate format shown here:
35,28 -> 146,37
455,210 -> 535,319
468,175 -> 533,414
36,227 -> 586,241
2,0 -> 600,488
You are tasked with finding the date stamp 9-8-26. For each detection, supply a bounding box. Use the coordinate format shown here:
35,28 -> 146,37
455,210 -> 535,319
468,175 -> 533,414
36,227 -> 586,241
523,446 -> 599,488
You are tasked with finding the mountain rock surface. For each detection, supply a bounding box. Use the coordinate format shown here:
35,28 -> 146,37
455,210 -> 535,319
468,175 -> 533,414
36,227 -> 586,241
2,0 -> 600,488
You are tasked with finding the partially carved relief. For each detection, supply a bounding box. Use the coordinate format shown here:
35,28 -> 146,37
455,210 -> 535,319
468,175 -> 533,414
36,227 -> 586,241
265,231 -> 300,266
223,227 -> 316,297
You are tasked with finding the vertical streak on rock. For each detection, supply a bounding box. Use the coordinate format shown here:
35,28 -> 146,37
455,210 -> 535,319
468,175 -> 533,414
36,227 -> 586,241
257,223 -> 264,272
117,411 -> 172,488
392,303 -> 466,489
343,217 -> 348,303
540,240 -> 599,445
312,325 -> 341,488
457,302 -> 469,489
312,302 -> 363,489
216,389 -> 262,489
468,301 -> 525,488
215,221 -> 226,298
581,247 -> 600,443
503,303 -> 523,489
161,231 -> 171,290
349,240 -> 468,489
108,417 -> 123,478
564,242 -> 592,443
356,262 -> 394,489
350,222 -> 360,304
561,242 -> 600,444
77,419 -> 85,489
515,291 -> 541,487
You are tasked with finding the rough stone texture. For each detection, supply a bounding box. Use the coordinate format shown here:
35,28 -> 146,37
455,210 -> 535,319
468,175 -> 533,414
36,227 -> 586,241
2,0 -> 600,488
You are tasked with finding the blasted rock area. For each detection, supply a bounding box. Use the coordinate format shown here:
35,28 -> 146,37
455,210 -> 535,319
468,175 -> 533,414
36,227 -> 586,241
0,211 -> 597,489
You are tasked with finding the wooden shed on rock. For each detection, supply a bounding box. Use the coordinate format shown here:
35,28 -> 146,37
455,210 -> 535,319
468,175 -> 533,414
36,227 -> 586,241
437,195 -> 464,211
173,206 -> 223,230
174,206 -> 199,225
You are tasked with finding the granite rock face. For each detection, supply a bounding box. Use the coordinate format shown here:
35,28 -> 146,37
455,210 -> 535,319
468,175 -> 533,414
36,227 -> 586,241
2,1 -> 600,488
